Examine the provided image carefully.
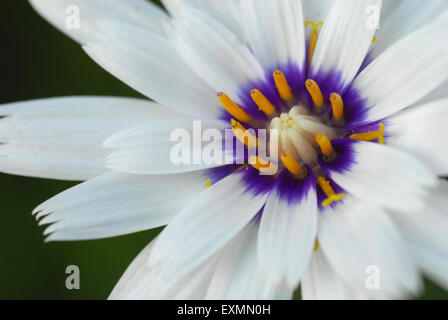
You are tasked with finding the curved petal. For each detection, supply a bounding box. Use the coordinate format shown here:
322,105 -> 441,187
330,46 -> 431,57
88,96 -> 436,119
206,219 -> 294,300
241,0 -> 306,70
389,180 -> 448,291
165,8 -> 265,103
110,221 -> 291,300
105,119 -> 231,175
109,237 -> 220,299
162,0 -> 244,40
387,98 -> 448,175
319,195 -> 422,299
0,97 -> 174,181
301,249 -> 368,300
320,140 -> 436,211
34,170 -> 207,241
372,0 -> 448,58
352,19 -> 448,125
258,170 -> 317,287
147,172 -> 269,279
84,22 -> 221,119
310,0 -> 381,93
29,0 -> 169,44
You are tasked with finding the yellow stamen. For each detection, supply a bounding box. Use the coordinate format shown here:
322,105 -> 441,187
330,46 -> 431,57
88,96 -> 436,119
273,70 -> 293,101
305,79 -> 324,108
236,164 -> 248,172
231,119 -> 258,148
249,156 -> 277,175
372,35 -> 376,44
350,123 -> 385,144
317,176 -> 345,207
206,179 -> 212,188
330,93 -> 344,120
251,89 -> 276,115
315,133 -> 333,156
305,21 -> 323,65
314,239 -> 319,251
218,92 -> 252,123
280,152 -> 303,175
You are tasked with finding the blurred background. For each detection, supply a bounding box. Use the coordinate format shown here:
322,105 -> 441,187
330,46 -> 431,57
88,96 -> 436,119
0,0 -> 446,299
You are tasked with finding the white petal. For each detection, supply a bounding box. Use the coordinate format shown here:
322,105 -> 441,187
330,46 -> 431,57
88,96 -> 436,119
319,195 -> 422,299
241,0 -> 306,69
109,239 -> 158,299
302,0 -> 332,23
387,98 -> 448,175
29,0 -> 168,44
84,22 -> 220,118
166,8 -> 265,103
0,97 -> 173,181
105,119 -> 231,175
258,171 -> 317,287
409,244 -> 448,292
103,119 -> 227,149
301,249 -> 368,300
206,219 -> 293,299
322,140 -> 436,211
352,19 -> 448,125
389,180 -> 448,291
372,0 -> 448,58
311,0 -> 381,92
418,79 -> 448,106
162,0 -> 244,40
35,170 -> 207,241
109,236 -> 219,299
148,172 -> 269,279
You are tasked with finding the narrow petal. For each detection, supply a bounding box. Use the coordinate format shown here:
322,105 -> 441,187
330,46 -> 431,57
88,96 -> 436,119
105,119 -> 231,175
241,0 -> 306,70
84,22 -> 220,118
389,181 -> 448,291
258,170 -> 317,287
387,98 -> 448,175
301,249 -> 368,300
320,140 -> 436,211
109,237 -> 219,299
29,0 -> 168,44
35,171 -> 207,241
162,0 -> 244,40
206,219 -> 293,300
103,119 -> 227,149
352,19 -> 448,125
319,195 -> 422,299
166,8 -> 265,103
0,97 -> 173,181
148,172 -> 269,279
311,0 -> 382,92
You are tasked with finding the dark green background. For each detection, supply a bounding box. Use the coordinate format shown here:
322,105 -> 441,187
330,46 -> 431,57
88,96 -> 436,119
0,0 -> 446,299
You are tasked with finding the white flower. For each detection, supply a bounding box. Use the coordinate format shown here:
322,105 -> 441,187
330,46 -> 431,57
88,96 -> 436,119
2,0 -> 448,299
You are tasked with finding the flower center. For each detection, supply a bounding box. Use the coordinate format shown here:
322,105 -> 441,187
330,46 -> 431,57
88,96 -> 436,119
269,107 -> 336,165
216,67 -> 387,208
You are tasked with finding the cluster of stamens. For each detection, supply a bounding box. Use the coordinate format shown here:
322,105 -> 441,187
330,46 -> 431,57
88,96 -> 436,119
217,70 -> 356,207
213,21 -> 384,207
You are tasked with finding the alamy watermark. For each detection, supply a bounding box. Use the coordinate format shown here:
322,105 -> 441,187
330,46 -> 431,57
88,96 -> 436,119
65,5 -> 80,30
365,265 -> 381,290
366,4 -> 381,30
65,265 -> 80,290
169,121 -> 279,175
